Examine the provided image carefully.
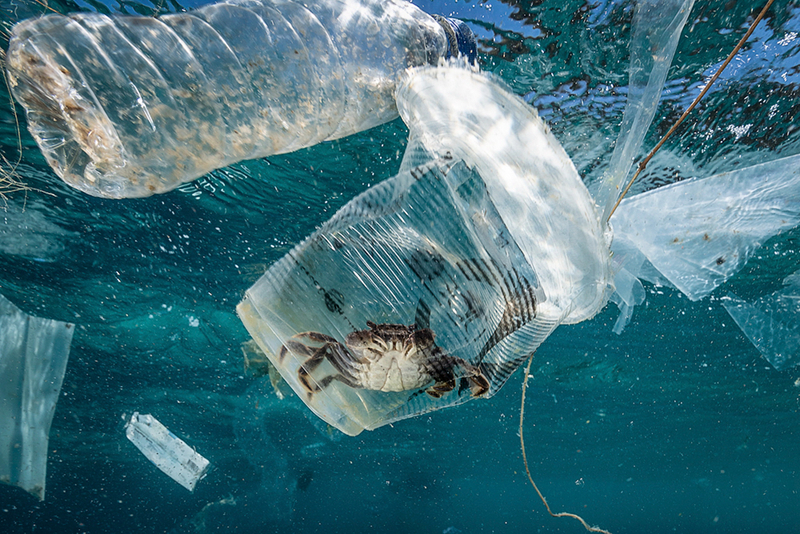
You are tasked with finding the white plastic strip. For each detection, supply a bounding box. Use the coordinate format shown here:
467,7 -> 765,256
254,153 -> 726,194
125,412 -> 210,491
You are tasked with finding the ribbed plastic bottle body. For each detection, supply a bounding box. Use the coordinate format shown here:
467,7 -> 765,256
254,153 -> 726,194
6,0 -> 448,198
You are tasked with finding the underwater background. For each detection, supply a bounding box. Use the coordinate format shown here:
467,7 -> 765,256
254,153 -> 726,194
1,0 -> 799,532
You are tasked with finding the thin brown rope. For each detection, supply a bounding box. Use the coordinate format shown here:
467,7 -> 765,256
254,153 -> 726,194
606,0 -> 776,221
520,356 -> 612,534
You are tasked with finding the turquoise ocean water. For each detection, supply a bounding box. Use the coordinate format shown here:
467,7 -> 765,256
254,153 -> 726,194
1,0 -> 799,532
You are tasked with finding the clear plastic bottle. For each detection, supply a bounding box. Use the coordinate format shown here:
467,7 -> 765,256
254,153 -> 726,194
5,0 -> 477,198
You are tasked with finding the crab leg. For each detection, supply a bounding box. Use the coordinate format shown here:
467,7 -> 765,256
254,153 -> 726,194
297,346 -> 332,394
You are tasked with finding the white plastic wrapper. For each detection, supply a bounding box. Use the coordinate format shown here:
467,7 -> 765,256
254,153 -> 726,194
125,412 -> 210,491
0,294 -> 74,501
238,66 -> 611,435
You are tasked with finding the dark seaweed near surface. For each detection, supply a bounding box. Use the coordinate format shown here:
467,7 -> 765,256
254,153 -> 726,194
1,0 -> 800,533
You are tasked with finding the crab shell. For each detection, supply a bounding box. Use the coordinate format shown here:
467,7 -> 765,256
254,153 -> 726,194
343,322 -> 444,392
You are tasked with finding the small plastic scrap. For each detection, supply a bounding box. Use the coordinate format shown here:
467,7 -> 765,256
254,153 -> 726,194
722,272 -> 800,370
0,293 -> 74,501
125,412 -> 210,491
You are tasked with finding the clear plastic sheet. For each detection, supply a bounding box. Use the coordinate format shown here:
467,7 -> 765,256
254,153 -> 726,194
594,0 -> 696,221
612,153 -> 800,301
601,0 -> 800,335
238,66 -> 611,435
0,294 -> 74,500
125,412 -> 210,492
593,0 -> 693,330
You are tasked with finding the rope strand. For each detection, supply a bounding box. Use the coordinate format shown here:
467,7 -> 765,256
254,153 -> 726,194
520,357 -> 612,534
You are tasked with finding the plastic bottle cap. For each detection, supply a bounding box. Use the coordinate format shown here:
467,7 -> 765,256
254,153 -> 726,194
434,16 -> 477,63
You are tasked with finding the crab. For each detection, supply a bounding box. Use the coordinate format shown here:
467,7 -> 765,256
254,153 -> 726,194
279,321 -> 490,400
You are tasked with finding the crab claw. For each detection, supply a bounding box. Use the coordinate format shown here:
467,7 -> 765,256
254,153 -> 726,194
468,373 -> 490,397
425,379 -> 456,398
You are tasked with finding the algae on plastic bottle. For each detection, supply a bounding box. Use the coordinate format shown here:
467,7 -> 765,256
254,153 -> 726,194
5,0 -> 474,198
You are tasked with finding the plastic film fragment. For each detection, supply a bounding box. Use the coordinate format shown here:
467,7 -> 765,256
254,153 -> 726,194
0,294 -> 74,501
722,271 -> 800,371
612,153 -> 800,301
594,0 -> 695,220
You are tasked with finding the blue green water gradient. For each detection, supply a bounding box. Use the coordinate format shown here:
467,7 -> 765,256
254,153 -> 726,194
1,0 -> 799,532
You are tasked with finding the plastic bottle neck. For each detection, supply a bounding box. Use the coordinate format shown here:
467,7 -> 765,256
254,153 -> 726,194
433,15 -> 477,64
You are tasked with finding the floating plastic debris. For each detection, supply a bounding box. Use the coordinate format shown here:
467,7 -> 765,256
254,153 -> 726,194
238,65 -> 612,435
0,293 -> 74,501
611,152 -> 800,309
594,0 -> 800,334
593,0 -> 696,221
722,270 -> 800,370
124,412 -> 210,491
5,0 -> 475,198
238,53 -> 800,433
